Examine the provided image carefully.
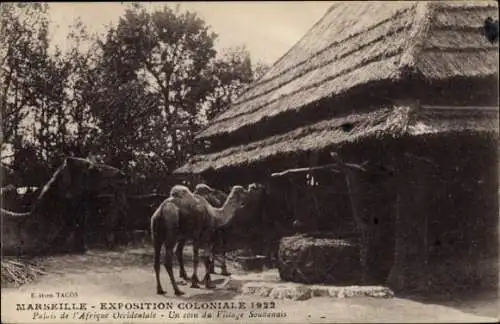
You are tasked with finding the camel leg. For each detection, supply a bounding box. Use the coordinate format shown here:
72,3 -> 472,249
154,238 -> 164,295
211,232 -> 226,274
209,232 -> 218,274
191,241 -> 201,288
209,251 -> 216,274
209,248 -> 220,274
164,242 -> 184,296
220,252 -> 231,276
175,239 -> 189,280
203,247 -> 215,289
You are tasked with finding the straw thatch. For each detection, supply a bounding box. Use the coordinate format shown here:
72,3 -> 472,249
1,258 -> 47,287
194,1 -> 497,139
176,1 -> 499,175
175,105 -> 498,174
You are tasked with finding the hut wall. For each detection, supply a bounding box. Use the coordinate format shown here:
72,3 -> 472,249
388,133 -> 498,292
198,129 -> 497,292
340,141 -> 398,284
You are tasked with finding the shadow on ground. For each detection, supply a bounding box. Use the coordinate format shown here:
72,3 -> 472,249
398,289 -> 498,319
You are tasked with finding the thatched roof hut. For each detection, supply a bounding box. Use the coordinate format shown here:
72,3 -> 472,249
176,1 -> 499,293
176,1 -> 498,177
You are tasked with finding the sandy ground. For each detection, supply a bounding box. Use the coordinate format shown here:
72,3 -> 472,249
2,246 -> 498,323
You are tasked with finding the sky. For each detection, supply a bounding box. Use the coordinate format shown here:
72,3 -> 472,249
47,1 -> 334,65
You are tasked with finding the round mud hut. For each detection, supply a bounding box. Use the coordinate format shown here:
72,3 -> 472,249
175,1 -> 499,294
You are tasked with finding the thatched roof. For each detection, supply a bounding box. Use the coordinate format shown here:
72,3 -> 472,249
197,1 -> 498,141
176,1 -> 499,175
176,105 -> 499,174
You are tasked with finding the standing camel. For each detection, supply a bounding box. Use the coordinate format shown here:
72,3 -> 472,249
150,184 -> 249,296
193,184 -> 231,276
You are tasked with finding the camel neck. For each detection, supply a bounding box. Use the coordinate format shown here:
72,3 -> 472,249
216,199 -> 241,226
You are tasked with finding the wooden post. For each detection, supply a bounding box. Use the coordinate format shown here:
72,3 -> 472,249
332,153 -> 370,283
289,177 -> 303,227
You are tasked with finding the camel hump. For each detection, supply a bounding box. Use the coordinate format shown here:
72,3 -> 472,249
170,185 -> 194,199
233,185 -> 245,191
169,184 -> 199,208
194,183 -> 214,195
225,185 -> 248,203
230,185 -> 246,194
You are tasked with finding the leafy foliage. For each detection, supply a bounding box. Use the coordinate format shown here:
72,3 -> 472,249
0,3 -> 265,191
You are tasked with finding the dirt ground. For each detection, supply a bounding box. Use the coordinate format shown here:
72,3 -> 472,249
2,246 -> 498,323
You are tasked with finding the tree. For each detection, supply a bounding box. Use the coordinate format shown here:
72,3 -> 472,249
1,3 -> 269,191
96,4 -> 265,169
102,4 -> 218,165
204,48 -> 270,122
30,46 -> 73,164
1,4 -> 96,181
88,78 -> 161,170
63,18 -> 101,158
204,46 -> 253,121
253,61 -> 270,81
0,3 -> 50,150
0,3 -> 70,181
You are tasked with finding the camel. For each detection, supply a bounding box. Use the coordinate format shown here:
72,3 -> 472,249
1,157 -> 126,256
192,184 -> 231,276
194,184 -> 228,207
164,183 -> 268,289
150,184 -> 249,296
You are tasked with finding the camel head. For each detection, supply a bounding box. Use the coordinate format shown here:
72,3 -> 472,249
169,184 -> 200,209
170,185 -> 195,200
246,182 -> 267,204
194,184 -> 228,208
225,185 -> 249,208
42,157 -> 126,200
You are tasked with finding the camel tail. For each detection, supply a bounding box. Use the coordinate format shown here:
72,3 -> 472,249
150,200 -> 179,243
150,206 -> 164,243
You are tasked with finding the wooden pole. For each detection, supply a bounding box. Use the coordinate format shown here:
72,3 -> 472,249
271,162 -> 367,178
332,153 -> 370,283
271,164 -> 340,177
